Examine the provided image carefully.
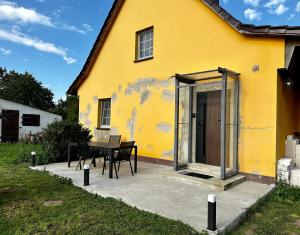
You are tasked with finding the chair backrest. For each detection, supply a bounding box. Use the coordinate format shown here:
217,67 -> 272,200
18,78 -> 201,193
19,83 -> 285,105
77,141 -> 91,158
117,141 -> 135,160
109,135 -> 121,145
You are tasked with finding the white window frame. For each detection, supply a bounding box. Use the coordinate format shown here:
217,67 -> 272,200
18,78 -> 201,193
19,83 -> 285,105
137,27 -> 153,60
99,99 -> 111,128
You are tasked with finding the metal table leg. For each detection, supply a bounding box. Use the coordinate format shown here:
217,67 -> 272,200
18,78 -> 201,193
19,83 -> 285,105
109,149 -> 113,179
68,143 -> 71,168
134,146 -> 137,173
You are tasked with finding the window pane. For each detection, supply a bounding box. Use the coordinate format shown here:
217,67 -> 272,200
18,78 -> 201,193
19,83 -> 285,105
137,28 -> 153,60
100,99 -> 111,126
140,42 -> 144,50
145,41 -> 150,49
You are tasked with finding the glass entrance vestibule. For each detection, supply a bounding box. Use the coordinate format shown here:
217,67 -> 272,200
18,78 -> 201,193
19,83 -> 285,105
174,68 -> 240,180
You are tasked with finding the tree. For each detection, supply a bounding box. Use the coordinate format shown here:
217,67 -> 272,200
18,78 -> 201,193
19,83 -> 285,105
51,95 -> 79,123
0,67 -> 55,110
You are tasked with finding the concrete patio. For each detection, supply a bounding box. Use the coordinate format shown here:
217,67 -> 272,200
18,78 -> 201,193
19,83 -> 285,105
32,161 -> 274,233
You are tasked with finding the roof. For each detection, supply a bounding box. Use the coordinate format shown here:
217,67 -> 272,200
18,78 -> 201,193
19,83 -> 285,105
0,98 -> 62,117
67,0 -> 300,95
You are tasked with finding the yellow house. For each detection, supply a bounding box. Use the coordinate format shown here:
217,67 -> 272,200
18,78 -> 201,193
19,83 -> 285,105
68,0 -> 300,183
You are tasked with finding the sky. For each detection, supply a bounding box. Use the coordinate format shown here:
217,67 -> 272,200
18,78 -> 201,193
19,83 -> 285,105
0,0 -> 299,102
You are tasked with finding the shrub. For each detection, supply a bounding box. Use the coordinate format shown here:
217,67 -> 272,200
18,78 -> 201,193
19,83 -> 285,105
41,121 -> 92,163
19,132 -> 43,144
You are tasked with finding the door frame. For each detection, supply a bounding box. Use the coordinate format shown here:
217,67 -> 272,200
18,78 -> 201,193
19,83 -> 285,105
1,110 -> 19,142
174,68 -> 240,180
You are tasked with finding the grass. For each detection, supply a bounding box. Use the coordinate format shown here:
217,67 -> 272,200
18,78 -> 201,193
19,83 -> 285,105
230,183 -> 300,235
0,143 -> 200,235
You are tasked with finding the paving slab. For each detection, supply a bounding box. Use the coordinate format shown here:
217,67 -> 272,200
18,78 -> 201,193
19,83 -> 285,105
31,161 -> 274,233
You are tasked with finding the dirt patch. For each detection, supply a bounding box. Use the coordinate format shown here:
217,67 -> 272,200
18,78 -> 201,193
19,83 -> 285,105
244,225 -> 257,235
254,212 -> 263,218
43,200 -> 63,207
294,219 -> 300,227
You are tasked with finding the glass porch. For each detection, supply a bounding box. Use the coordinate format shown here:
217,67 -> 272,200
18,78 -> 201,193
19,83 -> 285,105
174,68 -> 240,180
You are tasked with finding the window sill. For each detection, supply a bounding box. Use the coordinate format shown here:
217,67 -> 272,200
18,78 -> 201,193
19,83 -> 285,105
134,56 -> 153,63
96,127 -> 111,131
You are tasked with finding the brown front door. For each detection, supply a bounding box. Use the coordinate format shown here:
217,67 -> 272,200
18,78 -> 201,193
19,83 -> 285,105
1,110 -> 19,142
196,91 -> 221,166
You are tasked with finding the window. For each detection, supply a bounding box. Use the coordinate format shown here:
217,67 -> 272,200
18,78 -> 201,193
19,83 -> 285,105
99,99 -> 111,128
22,114 -> 40,126
136,27 -> 153,61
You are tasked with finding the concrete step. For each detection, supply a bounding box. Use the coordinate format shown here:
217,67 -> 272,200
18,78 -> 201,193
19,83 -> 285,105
188,163 -> 220,178
163,163 -> 246,191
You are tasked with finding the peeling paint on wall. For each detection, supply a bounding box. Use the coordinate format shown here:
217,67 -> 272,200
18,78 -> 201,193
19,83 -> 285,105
140,90 -> 151,105
147,144 -> 154,151
163,149 -> 174,158
111,93 -> 118,103
85,119 -> 92,126
127,108 -> 137,141
162,90 -> 175,102
124,77 -> 174,97
80,103 -> 92,127
94,129 -> 110,142
93,96 -> 98,104
157,122 -> 172,133
110,127 -> 120,135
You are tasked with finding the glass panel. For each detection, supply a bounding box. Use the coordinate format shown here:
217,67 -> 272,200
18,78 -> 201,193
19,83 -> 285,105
224,76 -> 238,177
181,70 -> 221,81
177,84 -> 190,168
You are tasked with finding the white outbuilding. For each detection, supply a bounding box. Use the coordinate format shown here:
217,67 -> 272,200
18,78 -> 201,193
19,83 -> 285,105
0,98 -> 62,142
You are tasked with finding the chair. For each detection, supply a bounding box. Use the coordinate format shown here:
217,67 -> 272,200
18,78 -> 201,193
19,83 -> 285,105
75,142 -> 94,171
109,135 -> 121,144
99,135 -> 121,167
102,141 -> 135,179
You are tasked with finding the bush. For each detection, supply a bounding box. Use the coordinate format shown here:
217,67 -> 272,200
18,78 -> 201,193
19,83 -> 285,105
41,121 -> 92,163
19,132 -> 43,144
271,182 -> 300,202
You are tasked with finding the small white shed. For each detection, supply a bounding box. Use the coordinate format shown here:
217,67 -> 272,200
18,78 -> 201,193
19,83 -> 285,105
0,98 -> 62,142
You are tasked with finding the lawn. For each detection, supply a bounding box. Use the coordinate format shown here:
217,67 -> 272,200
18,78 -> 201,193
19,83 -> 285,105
0,143 -> 200,235
231,182 -> 300,234
2,143 -> 300,235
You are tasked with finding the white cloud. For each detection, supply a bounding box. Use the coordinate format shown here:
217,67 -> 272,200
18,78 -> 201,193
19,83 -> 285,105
264,0 -> 286,8
0,28 -> 76,64
288,14 -> 295,20
0,0 -> 53,26
296,1 -> 300,12
244,8 -> 262,20
82,23 -> 93,32
0,47 -> 11,55
270,4 -> 289,15
264,0 -> 288,15
244,0 -> 260,8
62,24 -> 86,34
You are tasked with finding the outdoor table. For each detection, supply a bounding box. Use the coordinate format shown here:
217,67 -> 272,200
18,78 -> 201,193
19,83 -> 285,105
67,141 -> 138,179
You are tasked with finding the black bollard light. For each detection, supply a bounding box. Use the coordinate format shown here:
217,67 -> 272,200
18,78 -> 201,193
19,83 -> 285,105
207,194 -> 217,231
31,151 -> 36,167
84,165 -> 90,186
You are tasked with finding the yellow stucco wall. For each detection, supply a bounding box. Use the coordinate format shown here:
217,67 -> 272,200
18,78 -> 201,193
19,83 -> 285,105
77,0 -> 285,177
